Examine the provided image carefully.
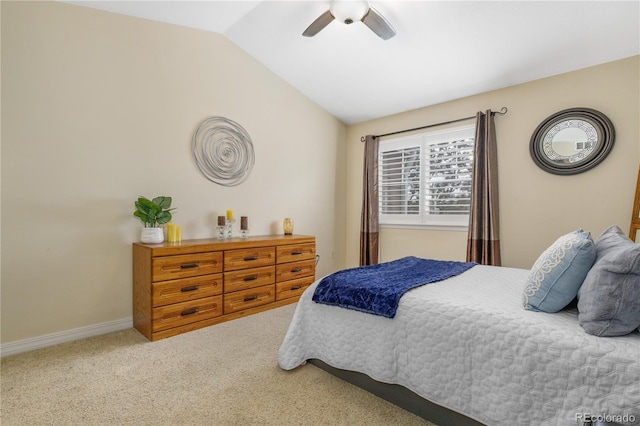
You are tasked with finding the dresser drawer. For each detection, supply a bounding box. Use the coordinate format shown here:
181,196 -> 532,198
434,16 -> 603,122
152,274 -> 222,307
276,259 -> 315,282
276,243 -> 316,264
152,295 -> 222,332
224,247 -> 275,271
276,276 -> 315,301
224,266 -> 275,293
223,285 -> 275,314
153,252 -> 223,281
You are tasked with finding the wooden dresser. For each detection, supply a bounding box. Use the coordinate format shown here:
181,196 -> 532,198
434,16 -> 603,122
133,234 -> 316,341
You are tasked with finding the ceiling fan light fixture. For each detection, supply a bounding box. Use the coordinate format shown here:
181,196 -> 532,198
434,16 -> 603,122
330,0 -> 369,24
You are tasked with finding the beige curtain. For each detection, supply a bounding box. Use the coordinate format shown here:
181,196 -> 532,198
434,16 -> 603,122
467,110 -> 501,265
360,135 -> 379,266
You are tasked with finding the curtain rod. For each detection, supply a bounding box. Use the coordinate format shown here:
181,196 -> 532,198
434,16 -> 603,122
360,107 -> 508,142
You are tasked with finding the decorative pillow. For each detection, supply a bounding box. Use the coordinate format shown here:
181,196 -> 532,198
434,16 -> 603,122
578,225 -> 640,336
523,229 -> 596,313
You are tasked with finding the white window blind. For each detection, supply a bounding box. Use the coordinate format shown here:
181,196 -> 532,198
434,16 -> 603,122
379,125 -> 475,228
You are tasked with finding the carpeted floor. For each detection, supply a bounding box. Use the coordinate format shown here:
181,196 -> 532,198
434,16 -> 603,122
1,304 -> 434,425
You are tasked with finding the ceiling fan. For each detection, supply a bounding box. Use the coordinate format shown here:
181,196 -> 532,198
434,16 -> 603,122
302,1 -> 396,40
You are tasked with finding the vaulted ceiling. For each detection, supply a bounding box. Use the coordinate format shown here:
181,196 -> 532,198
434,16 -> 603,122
66,1 -> 640,124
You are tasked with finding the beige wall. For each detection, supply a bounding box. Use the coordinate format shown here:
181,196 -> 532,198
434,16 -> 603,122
1,2 -> 347,344
347,56 -> 640,269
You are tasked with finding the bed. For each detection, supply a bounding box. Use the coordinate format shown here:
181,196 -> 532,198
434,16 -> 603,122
278,228 -> 640,426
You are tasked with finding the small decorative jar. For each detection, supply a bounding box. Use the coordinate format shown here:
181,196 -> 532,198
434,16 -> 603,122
283,218 -> 294,235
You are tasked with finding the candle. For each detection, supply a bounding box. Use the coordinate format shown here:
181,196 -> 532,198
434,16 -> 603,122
167,223 -> 177,243
218,216 -> 226,226
175,225 -> 181,242
226,209 -> 234,220
240,216 -> 248,231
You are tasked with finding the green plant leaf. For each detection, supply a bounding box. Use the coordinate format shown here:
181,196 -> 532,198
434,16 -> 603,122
153,196 -> 172,210
133,210 -> 149,223
135,197 -> 154,214
156,210 -> 172,224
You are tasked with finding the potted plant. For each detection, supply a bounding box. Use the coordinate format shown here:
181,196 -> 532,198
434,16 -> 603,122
133,196 -> 175,243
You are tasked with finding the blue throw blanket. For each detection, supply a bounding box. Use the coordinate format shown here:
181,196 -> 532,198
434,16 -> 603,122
312,256 -> 476,318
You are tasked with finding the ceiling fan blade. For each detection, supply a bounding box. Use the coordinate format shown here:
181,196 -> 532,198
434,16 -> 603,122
362,7 -> 396,40
302,10 -> 335,37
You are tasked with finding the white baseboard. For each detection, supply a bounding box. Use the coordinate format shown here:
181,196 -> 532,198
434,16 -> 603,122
0,317 -> 133,358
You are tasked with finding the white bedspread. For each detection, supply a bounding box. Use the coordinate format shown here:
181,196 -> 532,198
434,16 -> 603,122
278,265 -> 640,426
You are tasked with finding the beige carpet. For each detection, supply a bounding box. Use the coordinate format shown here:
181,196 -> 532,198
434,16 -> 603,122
1,304 -> 433,425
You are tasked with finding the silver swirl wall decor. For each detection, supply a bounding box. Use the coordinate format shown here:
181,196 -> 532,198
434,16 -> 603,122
192,116 -> 255,186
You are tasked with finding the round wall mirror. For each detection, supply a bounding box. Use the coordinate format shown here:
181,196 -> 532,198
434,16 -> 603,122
530,108 -> 615,175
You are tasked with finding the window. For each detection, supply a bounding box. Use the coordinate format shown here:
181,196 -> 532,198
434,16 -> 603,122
378,125 -> 475,228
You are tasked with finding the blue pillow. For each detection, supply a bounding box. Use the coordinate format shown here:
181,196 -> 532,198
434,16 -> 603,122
523,229 -> 596,313
578,225 -> 640,336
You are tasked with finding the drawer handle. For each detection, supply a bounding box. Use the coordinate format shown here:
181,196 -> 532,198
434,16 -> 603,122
180,263 -> 199,269
244,275 -> 258,282
181,308 -> 199,316
181,285 -> 200,292
243,256 -> 258,261
291,286 -> 302,291
291,268 -> 302,273
243,295 -> 258,302
291,251 -> 303,255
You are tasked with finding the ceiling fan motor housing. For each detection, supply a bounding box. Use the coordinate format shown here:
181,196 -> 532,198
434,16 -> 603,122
303,0 -> 396,40
330,0 -> 369,24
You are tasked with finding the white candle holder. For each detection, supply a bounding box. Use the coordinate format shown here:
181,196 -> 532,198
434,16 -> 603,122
240,216 -> 249,239
225,219 -> 235,239
216,226 -> 226,240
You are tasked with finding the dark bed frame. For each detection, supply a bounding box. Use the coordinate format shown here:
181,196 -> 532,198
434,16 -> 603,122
309,360 -> 623,426
308,359 -> 484,426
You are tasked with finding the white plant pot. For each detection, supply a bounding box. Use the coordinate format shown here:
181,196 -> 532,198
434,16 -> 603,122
140,227 -> 164,244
